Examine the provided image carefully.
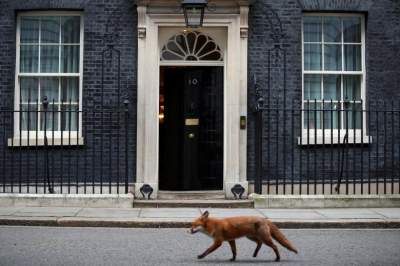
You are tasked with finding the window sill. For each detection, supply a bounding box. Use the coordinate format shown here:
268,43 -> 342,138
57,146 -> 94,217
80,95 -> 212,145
8,137 -> 84,147
297,135 -> 371,146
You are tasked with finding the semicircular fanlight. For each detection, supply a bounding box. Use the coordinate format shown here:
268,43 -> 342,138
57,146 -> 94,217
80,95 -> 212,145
161,31 -> 223,62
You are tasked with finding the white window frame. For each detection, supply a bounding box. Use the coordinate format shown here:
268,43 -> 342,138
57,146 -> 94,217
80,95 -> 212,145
11,11 -> 84,146
300,13 -> 370,145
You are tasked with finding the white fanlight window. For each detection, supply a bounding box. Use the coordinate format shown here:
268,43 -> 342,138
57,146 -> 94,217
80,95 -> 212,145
160,31 -> 223,61
14,11 -> 83,139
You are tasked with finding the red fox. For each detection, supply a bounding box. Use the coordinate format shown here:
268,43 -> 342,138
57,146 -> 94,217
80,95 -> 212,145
189,211 -> 298,261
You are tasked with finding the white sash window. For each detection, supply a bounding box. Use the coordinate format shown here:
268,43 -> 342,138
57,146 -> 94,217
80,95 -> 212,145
14,12 -> 83,142
301,13 -> 368,144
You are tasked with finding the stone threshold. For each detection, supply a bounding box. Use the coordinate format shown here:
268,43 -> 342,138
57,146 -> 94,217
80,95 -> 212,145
133,199 -> 254,208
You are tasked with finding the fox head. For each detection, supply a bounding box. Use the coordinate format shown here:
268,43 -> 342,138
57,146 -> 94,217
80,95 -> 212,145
189,210 -> 209,234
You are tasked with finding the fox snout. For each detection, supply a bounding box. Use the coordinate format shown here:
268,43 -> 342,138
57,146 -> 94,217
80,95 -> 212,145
189,226 -> 202,234
190,211 -> 209,235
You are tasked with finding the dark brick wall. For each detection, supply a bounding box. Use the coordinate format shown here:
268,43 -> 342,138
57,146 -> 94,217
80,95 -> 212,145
246,0 -> 400,184
0,0 -> 399,191
0,0 -> 137,187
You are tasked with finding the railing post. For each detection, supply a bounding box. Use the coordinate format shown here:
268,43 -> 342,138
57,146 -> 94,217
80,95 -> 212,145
255,108 -> 263,194
124,99 -> 130,194
254,77 -> 264,194
42,96 -> 54,193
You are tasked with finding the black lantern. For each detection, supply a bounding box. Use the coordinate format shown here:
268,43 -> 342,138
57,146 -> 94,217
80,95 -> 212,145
181,0 -> 208,28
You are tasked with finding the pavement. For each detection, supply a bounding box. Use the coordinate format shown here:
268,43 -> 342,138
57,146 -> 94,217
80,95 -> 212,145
0,207 -> 400,228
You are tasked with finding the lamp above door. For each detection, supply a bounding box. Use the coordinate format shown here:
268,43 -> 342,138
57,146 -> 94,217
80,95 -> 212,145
181,0 -> 208,28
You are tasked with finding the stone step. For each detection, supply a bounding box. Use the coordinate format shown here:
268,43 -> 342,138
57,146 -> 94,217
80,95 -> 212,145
133,199 -> 254,208
157,190 -> 226,200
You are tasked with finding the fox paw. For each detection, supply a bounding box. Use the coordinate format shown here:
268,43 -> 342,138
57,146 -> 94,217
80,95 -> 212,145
229,257 -> 236,262
197,254 -> 205,259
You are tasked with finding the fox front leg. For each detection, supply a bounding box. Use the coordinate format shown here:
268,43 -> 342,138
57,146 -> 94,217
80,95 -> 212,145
197,240 -> 222,259
228,240 -> 237,261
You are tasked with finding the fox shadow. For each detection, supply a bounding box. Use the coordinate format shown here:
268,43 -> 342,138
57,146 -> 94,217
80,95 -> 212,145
193,259 -> 299,264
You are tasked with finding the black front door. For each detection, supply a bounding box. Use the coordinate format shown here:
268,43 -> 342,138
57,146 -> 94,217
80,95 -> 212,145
159,66 -> 223,190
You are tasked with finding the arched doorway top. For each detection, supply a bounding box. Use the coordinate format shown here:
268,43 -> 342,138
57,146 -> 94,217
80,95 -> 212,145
160,31 -> 223,62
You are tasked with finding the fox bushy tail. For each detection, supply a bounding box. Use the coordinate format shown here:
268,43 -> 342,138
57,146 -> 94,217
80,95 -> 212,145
267,220 -> 298,254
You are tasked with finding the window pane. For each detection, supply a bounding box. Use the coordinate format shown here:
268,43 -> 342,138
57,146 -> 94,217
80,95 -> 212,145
343,75 -> 361,101
199,51 -> 222,61
323,75 -> 340,100
304,75 -> 321,100
40,45 -> 59,73
166,41 -> 185,56
61,45 -> 79,73
344,103 -> 362,129
304,44 -> 321,70
20,77 -> 38,103
322,102 -> 339,129
20,104 -> 38,130
61,105 -> 79,131
344,45 -> 361,71
323,17 -> 341,43
303,16 -> 321,42
20,45 -> 38,73
61,16 -> 80,43
175,35 -> 189,55
20,17 -> 39,43
41,77 -> 59,103
41,16 -> 60,43
324,44 -> 341,71
40,104 -> 59,131
61,77 -> 79,103
343,17 -> 361,43
303,103 -> 322,129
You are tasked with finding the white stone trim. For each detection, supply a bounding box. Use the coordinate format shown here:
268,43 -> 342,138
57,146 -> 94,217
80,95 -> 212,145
8,137 -> 84,147
135,2 -> 249,199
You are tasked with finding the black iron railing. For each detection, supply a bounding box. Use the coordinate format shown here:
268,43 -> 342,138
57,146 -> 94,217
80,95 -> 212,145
253,99 -> 400,195
0,98 -> 132,194
1,98 -> 399,195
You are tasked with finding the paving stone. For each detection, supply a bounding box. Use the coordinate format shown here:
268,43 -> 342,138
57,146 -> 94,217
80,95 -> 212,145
14,207 -> 81,217
139,208 -> 201,218
316,208 -> 383,219
370,208 -> 400,219
77,208 -> 140,218
0,208 -> 22,216
258,209 -> 325,220
199,208 -> 263,218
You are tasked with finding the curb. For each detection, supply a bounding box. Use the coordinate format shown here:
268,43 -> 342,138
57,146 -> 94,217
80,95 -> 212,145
1,218 -> 399,229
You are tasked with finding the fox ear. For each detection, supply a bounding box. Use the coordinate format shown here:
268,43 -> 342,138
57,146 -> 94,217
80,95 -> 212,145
202,211 -> 209,218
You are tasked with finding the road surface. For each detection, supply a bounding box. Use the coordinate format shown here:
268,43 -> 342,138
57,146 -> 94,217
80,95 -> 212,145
0,227 -> 399,266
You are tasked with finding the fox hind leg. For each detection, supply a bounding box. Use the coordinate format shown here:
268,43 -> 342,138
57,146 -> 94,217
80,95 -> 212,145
247,236 -> 262,258
263,238 -> 280,261
228,240 -> 237,261
258,226 -> 280,261
253,241 -> 262,257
